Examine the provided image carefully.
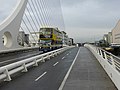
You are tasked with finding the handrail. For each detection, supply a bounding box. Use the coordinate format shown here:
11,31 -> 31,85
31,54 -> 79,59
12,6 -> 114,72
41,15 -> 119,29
85,44 -> 120,90
90,45 -> 120,71
0,46 -> 74,81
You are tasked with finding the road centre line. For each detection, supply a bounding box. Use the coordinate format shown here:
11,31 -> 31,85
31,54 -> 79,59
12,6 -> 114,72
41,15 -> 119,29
35,72 -> 47,81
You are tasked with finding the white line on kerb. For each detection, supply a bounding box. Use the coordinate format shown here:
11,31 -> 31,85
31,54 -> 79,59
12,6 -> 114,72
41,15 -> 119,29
53,62 -> 59,66
35,72 -> 47,81
58,47 -> 80,90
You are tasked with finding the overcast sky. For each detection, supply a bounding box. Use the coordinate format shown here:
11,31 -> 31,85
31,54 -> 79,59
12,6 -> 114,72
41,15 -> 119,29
61,0 -> 120,42
0,0 -> 120,43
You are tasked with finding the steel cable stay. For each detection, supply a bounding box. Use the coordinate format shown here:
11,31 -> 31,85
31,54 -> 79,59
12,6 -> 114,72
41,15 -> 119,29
22,19 -> 37,44
18,27 -> 32,46
24,13 -> 38,39
39,0 -> 50,26
31,0 -> 45,27
34,0 -> 46,27
34,0 -> 48,27
28,1 -> 40,27
19,0 -> 50,46
37,0 -> 49,26
26,7 -> 39,32
54,0 -> 65,30
58,0 -> 66,30
57,1 -> 64,30
30,0 -> 44,27
18,0 -> 65,47
19,1 -> 40,46
43,0 -> 54,26
41,0 -> 51,26
20,26 -> 33,45
21,21 -> 37,44
46,0 -> 60,28
37,0 -> 52,27
44,0 -> 56,27
51,0 -> 59,28
52,0 -> 61,29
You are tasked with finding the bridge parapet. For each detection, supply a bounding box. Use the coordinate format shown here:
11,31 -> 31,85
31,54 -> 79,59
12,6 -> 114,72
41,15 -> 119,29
85,44 -> 120,90
0,46 -> 74,82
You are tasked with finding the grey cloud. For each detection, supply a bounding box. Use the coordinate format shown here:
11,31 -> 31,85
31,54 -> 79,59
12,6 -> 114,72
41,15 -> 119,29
60,0 -> 86,7
0,0 -> 120,43
62,0 -> 120,28
61,0 -> 120,42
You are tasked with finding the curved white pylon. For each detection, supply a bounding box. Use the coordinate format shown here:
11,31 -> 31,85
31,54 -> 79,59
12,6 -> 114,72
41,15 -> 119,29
0,0 -> 28,50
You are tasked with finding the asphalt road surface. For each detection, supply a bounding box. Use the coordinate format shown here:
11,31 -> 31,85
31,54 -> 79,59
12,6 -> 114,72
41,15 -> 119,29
0,47 -> 79,90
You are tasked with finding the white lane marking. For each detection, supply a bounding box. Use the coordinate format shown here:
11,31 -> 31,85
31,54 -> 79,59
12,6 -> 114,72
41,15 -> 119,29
67,53 -> 69,55
35,72 -> 47,81
62,57 -> 65,59
58,48 -> 80,90
53,62 -> 59,66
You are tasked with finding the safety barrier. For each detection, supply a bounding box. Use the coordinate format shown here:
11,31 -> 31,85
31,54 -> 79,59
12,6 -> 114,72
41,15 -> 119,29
0,46 -> 73,82
85,44 -> 120,90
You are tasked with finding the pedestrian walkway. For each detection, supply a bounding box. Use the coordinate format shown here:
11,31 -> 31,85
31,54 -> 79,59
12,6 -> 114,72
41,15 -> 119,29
62,47 -> 117,90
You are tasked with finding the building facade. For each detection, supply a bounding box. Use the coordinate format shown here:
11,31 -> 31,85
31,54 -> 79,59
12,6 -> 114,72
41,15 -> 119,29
68,38 -> 74,45
112,20 -> 120,44
18,31 -> 29,46
61,31 -> 69,46
103,34 -> 109,42
108,32 -> 112,44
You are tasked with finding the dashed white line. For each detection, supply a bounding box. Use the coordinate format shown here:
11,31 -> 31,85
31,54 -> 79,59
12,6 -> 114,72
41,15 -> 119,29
53,62 -> 59,66
67,53 -> 69,55
62,57 -> 65,59
35,72 -> 47,81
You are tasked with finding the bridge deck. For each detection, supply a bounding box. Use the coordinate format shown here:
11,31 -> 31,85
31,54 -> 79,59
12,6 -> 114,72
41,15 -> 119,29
62,47 -> 117,90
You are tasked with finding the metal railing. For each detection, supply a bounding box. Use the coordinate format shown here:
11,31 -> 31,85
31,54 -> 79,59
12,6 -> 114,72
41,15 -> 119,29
93,45 -> 120,72
85,44 -> 120,90
0,46 -> 73,82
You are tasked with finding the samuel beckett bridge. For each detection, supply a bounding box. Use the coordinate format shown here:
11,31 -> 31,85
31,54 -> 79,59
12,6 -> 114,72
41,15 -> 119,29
0,0 -> 119,90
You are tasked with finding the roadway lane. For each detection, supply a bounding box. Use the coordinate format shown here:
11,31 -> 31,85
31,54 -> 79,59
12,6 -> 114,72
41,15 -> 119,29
0,47 -> 79,90
62,47 -> 117,90
0,49 -> 42,67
